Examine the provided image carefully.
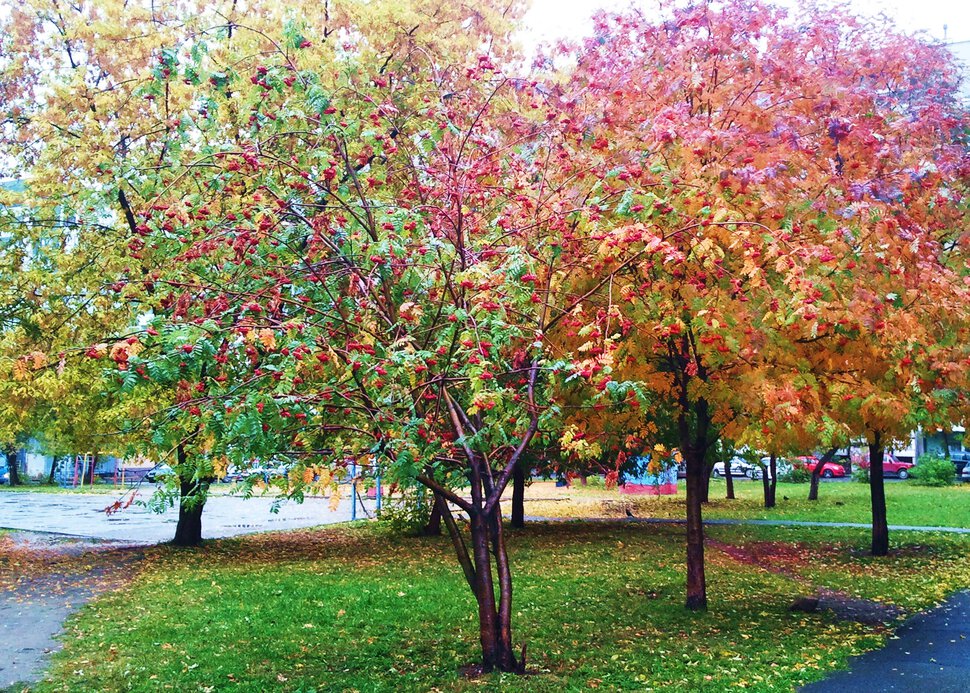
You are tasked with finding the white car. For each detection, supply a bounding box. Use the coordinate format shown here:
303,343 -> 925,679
749,457 -> 793,480
962,461 -> 970,483
711,458 -> 757,478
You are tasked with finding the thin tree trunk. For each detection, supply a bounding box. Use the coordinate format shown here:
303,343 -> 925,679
942,430 -> 951,459
868,434 -> 889,556
766,454 -> 777,508
761,463 -> 771,507
724,457 -> 735,499
511,462 -> 525,529
5,447 -> 21,486
47,457 -> 57,485
808,447 -> 839,501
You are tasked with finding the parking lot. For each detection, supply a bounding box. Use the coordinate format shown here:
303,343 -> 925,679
0,491 -> 376,544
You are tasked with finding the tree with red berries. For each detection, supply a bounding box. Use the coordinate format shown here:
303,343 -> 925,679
559,0 -> 970,608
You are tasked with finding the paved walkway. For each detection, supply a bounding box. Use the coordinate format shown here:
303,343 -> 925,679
525,515 -> 970,534
0,491 -> 376,543
801,590 -> 970,692
0,535 -> 145,690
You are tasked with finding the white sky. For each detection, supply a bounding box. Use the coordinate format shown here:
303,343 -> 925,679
524,0 -> 970,45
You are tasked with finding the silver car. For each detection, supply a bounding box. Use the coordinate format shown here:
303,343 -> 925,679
962,461 -> 970,482
712,458 -> 757,478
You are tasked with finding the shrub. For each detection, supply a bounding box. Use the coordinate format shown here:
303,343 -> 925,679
911,454 -> 956,487
377,493 -> 436,535
779,465 -> 811,483
851,454 -> 869,483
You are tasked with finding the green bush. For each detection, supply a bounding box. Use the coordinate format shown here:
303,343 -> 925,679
911,454 -> 956,487
377,493 -> 436,535
779,465 -> 811,483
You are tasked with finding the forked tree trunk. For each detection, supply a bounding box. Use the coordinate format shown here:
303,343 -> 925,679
511,462 -> 525,529
807,447 -> 839,501
433,479 -> 520,672
868,434 -> 889,556
724,457 -> 735,499
5,447 -> 21,486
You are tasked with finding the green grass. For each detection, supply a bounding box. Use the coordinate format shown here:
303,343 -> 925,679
34,521 -> 970,692
524,479 -> 970,528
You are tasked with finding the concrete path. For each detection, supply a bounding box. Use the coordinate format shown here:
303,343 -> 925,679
801,590 -> 970,692
0,532 -> 147,690
0,490 -> 376,543
525,515 -> 970,534
0,487 -> 377,690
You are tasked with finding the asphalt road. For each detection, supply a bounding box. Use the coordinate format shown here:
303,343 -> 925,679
0,490 -> 376,543
801,591 -> 970,693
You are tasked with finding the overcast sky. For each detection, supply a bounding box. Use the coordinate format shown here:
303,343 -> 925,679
523,0 -> 970,45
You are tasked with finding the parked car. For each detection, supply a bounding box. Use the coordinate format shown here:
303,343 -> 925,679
0,465 -> 8,485
961,461 -> 970,483
248,462 -> 290,482
712,457 -> 757,478
219,465 -> 246,483
750,457 -> 793,480
797,456 -> 847,478
882,454 -> 915,479
144,464 -> 174,483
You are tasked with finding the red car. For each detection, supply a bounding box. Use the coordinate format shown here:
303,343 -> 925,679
797,456 -> 847,478
882,454 -> 915,479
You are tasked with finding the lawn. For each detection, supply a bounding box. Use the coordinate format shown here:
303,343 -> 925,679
521,479 -> 970,528
33,520 -> 970,692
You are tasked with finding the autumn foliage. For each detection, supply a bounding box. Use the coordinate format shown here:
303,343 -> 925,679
2,0 -> 970,674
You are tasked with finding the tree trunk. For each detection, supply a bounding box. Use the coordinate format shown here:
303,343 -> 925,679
467,456 -> 518,672
942,430 -> 952,459
421,501 -> 442,536
807,447 -> 839,501
511,462 -> 525,529
172,477 -> 207,547
678,391 -> 710,611
700,461 -> 711,504
868,435 -> 889,556
761,465 -> 771,507
171,446 -> 209,547
684,446 -> 707,610
5,447 -> 21,486
47,457 -> 57,485
766,454 -> 777,508
724,457 -> 735,499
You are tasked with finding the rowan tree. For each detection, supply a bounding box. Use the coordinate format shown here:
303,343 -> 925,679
558,0 -> 970,606
1,0 -> 529,542
4,0 -> 621,673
